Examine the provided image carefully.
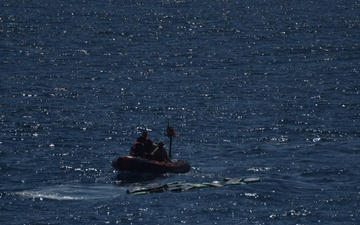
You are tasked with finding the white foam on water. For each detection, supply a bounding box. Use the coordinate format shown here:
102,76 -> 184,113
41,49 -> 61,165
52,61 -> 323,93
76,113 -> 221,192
16,184 -> 125,201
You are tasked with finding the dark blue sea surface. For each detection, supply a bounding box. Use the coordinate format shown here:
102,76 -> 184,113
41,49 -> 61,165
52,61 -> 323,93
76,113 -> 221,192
1,0 -> 360,224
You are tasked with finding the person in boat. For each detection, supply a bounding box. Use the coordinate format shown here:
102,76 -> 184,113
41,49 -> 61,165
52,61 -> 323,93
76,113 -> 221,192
129,136 -> 145,157
141,131 -> 154,158
150,141 -> 170,162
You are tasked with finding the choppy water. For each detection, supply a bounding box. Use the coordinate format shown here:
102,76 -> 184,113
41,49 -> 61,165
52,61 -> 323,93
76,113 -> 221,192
1,0 -> 360,224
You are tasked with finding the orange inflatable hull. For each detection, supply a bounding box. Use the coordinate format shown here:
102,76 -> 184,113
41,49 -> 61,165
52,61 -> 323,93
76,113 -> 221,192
112,156 -> 190,174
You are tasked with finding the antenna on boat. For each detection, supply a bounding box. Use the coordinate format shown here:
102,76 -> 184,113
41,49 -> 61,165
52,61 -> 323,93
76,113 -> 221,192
165,118 -> 178,159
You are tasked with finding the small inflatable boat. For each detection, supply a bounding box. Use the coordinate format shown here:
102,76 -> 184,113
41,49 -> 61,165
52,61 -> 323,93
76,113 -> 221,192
112,156 -> 191,174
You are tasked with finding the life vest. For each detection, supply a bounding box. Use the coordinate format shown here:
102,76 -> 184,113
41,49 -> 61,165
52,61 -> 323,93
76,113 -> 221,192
130,141 -> 144,157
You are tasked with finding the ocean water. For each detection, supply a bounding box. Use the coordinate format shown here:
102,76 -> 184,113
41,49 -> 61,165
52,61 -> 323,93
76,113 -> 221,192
1,0 -> 360,224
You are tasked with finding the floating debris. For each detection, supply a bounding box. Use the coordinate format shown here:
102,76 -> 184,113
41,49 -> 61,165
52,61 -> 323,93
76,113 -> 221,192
126,177 -> 260,194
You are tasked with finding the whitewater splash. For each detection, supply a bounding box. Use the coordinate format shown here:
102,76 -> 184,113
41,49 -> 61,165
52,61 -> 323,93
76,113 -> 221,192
16,184 -> 125,201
